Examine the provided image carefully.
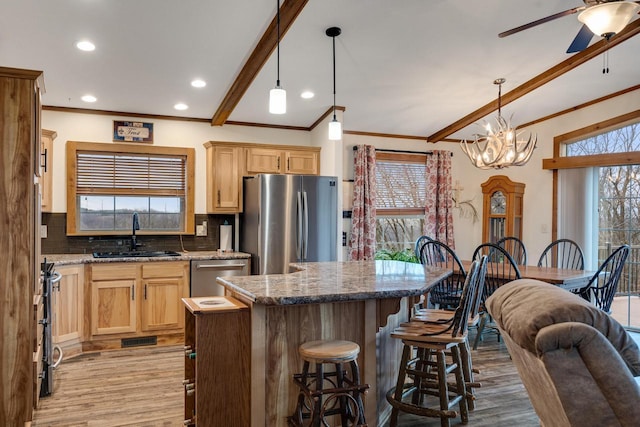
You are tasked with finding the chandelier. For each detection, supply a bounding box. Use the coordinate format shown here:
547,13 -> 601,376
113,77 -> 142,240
461,78 -> 536,169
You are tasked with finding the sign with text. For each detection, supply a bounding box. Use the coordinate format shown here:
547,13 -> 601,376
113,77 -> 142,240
113,121 -> 154,143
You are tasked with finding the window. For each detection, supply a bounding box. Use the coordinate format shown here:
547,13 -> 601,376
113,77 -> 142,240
375,152 -> 426,252
548,115 -> 640,329
66,141 -> 195,235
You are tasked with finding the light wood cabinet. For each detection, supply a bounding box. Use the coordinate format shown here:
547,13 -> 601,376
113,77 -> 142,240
91,279 -> 137,335
245,146 -> 319,175
206,144 -> 242,213
53,265 -> 84,352
285,149 -> 319,175
246,147 -> 283,174
40,129 -> 56,212
0,66 -> 43,425
89,261 -> 188,338
204,141 -> 321,214
141,262 -> 188,332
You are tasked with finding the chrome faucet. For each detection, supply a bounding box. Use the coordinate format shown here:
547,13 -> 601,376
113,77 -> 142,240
130,212 -> 141,251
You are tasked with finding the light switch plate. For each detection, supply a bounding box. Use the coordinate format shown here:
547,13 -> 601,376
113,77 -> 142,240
41,224 -> 48,238
196,224 -> 207,236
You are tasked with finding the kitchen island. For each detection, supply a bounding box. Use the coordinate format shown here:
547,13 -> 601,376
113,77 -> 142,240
216,260 -> 451,426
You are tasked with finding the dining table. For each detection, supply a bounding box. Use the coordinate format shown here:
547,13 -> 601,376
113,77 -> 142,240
460,260 -> 596,292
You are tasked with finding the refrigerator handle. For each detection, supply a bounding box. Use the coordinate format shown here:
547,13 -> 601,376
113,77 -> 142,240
297,191 -> 303,259
303,191 -> 309,259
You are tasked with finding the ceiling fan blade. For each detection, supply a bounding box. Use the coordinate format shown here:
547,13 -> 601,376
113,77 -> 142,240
566,24 -> 594,53
499,6 -> 584,38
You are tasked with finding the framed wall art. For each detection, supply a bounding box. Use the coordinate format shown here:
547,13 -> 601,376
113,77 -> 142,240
113,121 -> 154,143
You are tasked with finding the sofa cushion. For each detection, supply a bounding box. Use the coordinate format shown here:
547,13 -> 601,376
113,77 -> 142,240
486,279 -> 640,376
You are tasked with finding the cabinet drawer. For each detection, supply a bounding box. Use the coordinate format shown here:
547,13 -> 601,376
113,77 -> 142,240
142,261 -> 187,279
91,264 -> 137,281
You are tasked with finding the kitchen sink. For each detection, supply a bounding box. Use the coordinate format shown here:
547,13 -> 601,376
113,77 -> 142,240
92,250 -> 182,258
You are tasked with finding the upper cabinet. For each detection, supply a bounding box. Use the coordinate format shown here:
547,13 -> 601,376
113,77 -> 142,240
40,129 -> 56,212
206,144 -> 242,213
204,141 -> 321,214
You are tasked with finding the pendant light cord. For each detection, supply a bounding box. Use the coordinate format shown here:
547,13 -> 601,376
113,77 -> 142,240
276,0 -> 281,86
332,33 -> 336,119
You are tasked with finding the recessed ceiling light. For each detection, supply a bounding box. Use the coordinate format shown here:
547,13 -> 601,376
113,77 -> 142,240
301,91 -> 315,99
191,79 -> 206,88
81,95 -> 97,103
174,103 -> 189,111
76,40 -> 95,52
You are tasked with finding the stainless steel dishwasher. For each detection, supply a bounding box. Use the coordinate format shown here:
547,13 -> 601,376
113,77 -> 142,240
190,258 -> 250,297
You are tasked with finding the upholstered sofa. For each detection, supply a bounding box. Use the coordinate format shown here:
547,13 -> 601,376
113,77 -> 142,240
486,279 -> 640,427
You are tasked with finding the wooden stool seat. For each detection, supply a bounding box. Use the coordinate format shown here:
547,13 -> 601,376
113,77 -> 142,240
289,339 -> 368,426
299,340 -> 360,363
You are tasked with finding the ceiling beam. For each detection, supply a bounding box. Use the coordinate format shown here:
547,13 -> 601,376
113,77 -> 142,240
427,18 -> 640,143
211,0 -> 309,126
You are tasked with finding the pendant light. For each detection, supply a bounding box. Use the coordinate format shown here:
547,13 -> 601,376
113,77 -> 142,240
269,0 -> 286,114
326,27 -> 342,141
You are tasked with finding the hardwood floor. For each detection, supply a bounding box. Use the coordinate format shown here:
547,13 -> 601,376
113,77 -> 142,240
33,336 -> 538,426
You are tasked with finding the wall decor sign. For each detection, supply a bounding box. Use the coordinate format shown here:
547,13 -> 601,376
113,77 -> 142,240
113,121 -> 154,143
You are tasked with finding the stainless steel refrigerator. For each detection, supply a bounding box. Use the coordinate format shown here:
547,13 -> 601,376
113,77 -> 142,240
240,174 -> 338,274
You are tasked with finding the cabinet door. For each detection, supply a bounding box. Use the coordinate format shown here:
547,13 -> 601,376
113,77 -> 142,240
246,147 -> 282,174
53,265 -> 84,344
140,277 -> 185,332
91,280 -> 137,335
207,146 -> 241,213
285,150 -> 319,175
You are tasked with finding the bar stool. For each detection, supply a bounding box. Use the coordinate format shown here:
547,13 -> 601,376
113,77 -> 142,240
386,259 -> 483,427
288,339 -> 369,427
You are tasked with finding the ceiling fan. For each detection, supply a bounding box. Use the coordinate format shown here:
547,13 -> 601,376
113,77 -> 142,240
499,0 -> 640,53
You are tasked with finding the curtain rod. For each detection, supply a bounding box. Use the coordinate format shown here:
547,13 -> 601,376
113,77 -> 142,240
352,147 -> 453,156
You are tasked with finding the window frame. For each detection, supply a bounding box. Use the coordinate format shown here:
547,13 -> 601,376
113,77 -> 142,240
375,151 -> 427,216
66,141 -> 195,236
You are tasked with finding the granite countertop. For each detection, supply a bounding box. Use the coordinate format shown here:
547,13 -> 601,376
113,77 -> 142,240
42,251 -> 251,266
217,260 -> 451,306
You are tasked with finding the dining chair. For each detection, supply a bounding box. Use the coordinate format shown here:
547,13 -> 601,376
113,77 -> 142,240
576,244 -> 630,314
411,255 -> 488,409
537,238 -> 584,270
419,240 -> 466,309
414,235 -> 434,259
471,243 -> 522,349
496,236 -> 527,265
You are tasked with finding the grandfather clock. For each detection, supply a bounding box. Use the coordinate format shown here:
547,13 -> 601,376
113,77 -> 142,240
481,175 -> 525,243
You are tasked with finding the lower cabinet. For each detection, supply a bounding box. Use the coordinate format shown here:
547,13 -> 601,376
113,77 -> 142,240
89,261 -> 189,343
53,265 -> 85,354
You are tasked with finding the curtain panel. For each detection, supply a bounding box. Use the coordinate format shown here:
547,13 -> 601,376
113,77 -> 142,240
349,145 -> 377,260
424,150 -> 455,248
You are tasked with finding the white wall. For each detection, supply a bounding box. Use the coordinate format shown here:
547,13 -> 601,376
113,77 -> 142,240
42,110 -> 312,214
343,89 -> 640,263
43,88 -> 640,263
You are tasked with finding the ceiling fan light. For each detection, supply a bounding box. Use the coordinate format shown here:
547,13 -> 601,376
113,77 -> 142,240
328,118 -> 342,141
578,1 -> 640,37
269,86 -> 286,114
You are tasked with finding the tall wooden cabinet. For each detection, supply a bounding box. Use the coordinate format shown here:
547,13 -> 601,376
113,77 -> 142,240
481,175 -> 525,243
0,66 -> 43,424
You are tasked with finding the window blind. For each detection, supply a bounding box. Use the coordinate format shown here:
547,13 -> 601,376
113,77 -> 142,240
375,161 -> 426,209
76,152 -> 186,194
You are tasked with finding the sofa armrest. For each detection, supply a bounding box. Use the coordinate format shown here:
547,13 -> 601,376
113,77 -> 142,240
536,322 -> 640,426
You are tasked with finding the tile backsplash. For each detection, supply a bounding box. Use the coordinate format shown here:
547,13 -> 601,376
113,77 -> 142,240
41,213 -> 235,254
